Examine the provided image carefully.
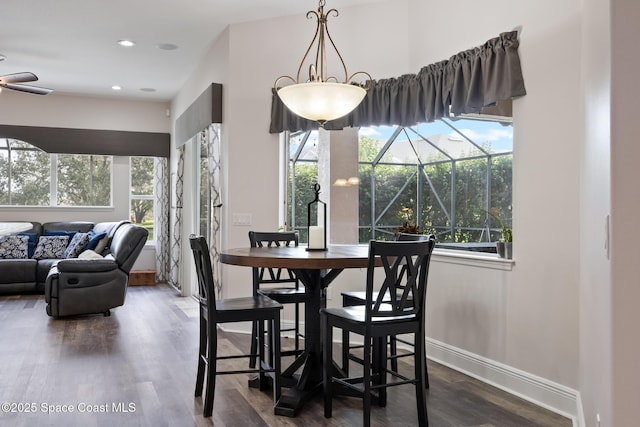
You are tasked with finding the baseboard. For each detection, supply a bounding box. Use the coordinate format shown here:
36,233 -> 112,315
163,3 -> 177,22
217,323 -> 582,426
426,337 -> 580,425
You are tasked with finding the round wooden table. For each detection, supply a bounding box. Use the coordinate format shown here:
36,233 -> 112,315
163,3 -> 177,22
220,244 -> 372,417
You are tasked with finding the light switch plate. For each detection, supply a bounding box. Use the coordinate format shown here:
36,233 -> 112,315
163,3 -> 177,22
232,213 -> 252,226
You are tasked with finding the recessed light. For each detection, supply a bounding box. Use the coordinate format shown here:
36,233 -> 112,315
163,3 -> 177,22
157,43 -> 178,51
117,39 -> 136,47
140,88 -> 156,92
111,85 -> 122,91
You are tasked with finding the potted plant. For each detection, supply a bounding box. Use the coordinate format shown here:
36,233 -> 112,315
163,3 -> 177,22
490,208 -> 513,259
397,207 -> 420,235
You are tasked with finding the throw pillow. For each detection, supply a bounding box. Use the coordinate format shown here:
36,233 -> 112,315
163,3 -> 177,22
78,249 -> 104,259
63,232 -> 91,258
0,235 -> 29,259
44,230 -> 78,240
85,230 -> 107,251
17,232 -> 39,258
93,234 -> 110,255
33,236 -> 70,260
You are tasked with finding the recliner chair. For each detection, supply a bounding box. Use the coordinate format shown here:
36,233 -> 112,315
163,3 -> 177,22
45,222 -> 148,318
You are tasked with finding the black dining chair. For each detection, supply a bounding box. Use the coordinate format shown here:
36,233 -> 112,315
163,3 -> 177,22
248,231 -> 306,368
190,235 -> 283,418
341,233 -> 434,386
322,238 -> 435,427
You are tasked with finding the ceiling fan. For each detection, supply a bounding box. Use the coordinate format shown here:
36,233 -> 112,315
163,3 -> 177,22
0,72 -> 53,95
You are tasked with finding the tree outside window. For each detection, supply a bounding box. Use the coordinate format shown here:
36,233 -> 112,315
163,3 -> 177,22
0,139 -> 112,207
130,156 -> 155,241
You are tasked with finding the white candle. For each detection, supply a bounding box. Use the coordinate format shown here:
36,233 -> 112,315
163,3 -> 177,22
308,226 -> 325,249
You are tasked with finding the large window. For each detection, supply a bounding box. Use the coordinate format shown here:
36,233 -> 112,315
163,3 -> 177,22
0,139 -> 112,207
130,156 -> 155,241
286,117 -> 513,252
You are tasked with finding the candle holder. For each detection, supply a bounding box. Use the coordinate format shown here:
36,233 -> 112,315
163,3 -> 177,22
306,183 -> 327,251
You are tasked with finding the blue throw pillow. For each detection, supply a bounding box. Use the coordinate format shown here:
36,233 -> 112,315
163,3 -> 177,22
44,230 -> 78,239
85,230 -> 108,250
63,232 -> 91,258
17,232 -> 38,258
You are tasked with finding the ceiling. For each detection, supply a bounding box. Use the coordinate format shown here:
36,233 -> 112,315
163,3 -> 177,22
0,0 -> 382,102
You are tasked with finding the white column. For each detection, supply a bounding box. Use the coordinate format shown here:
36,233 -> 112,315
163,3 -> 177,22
317,127 -> 359,245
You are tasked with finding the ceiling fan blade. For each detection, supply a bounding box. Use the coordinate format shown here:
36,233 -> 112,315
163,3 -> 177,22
0,72 -> 38,84
2,83 -> 53,95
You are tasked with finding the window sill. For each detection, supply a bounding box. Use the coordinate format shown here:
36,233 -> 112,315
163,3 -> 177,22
432,248 -> 514,271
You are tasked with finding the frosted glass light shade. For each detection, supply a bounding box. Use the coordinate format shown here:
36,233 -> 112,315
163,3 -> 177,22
277,82 -> 366,122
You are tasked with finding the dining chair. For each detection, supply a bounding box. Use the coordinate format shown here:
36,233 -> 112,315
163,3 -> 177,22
341,233 -> 434,386
189,235 -> 282,418
248,231 -> 305,368
322,238 -> 435,427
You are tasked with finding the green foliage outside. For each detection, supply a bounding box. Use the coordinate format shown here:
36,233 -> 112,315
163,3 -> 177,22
130,157 -> 155,241
0,141 -> 112,206
58,154 -> 111,206
290,133 -> 512,245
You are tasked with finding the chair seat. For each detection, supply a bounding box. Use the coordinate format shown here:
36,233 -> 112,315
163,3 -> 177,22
321,305 -> 416,326
216,295 -> 282,314
258,286 -> 307,304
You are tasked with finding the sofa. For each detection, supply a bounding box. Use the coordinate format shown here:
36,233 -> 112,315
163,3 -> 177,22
0,220 -> 148,317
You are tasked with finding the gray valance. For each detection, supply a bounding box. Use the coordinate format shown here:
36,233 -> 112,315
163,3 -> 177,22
175,83 -> 223,148
270,31 -> 526,134
0,124 -> 170,157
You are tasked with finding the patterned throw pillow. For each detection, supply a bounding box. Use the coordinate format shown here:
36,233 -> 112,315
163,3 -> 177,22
33,236 -> 70,260
0,235 -> 29,259
63,232 -> 91,258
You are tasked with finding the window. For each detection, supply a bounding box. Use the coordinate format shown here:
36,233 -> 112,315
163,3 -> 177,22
130,156 -> 155,241
286,117 -> 513,252
57,154 -> 112,206
0,138 -> 112,207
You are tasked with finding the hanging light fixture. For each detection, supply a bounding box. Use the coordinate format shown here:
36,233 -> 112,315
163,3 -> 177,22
274,0 -> 372,126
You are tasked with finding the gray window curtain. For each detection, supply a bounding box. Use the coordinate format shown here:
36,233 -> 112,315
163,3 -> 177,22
169,146 -> 185,291
270,31 -> 525,133
205,124 -> 223,298
154,157 -> 170,283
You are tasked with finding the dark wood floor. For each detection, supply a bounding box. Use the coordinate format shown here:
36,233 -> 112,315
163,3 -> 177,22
0,284 -> 571,427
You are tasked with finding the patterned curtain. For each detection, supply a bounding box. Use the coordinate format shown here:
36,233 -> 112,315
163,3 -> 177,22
205,124 -> 223,297
169,145 -> 185,291
154,157 -> 170,282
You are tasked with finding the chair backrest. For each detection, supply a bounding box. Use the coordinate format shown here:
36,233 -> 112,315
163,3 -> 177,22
248,231 -> 298,288
189,235 -> 216,314
366,238 -> 435,322
396,232 -> 435,242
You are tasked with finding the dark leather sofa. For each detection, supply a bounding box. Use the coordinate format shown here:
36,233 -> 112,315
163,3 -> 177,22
0,220 -> 148,317
45,221 -> 148,318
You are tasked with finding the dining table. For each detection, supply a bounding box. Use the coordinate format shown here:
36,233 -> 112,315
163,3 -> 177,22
220,244 -> 376,417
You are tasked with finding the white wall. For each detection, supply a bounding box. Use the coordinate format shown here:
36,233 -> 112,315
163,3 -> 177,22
581,0 -> 612,425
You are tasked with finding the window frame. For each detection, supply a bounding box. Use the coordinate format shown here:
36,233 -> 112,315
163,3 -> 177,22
129,156 -> 156,243
0,138 -> 114,208
284,116 -> 513,254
